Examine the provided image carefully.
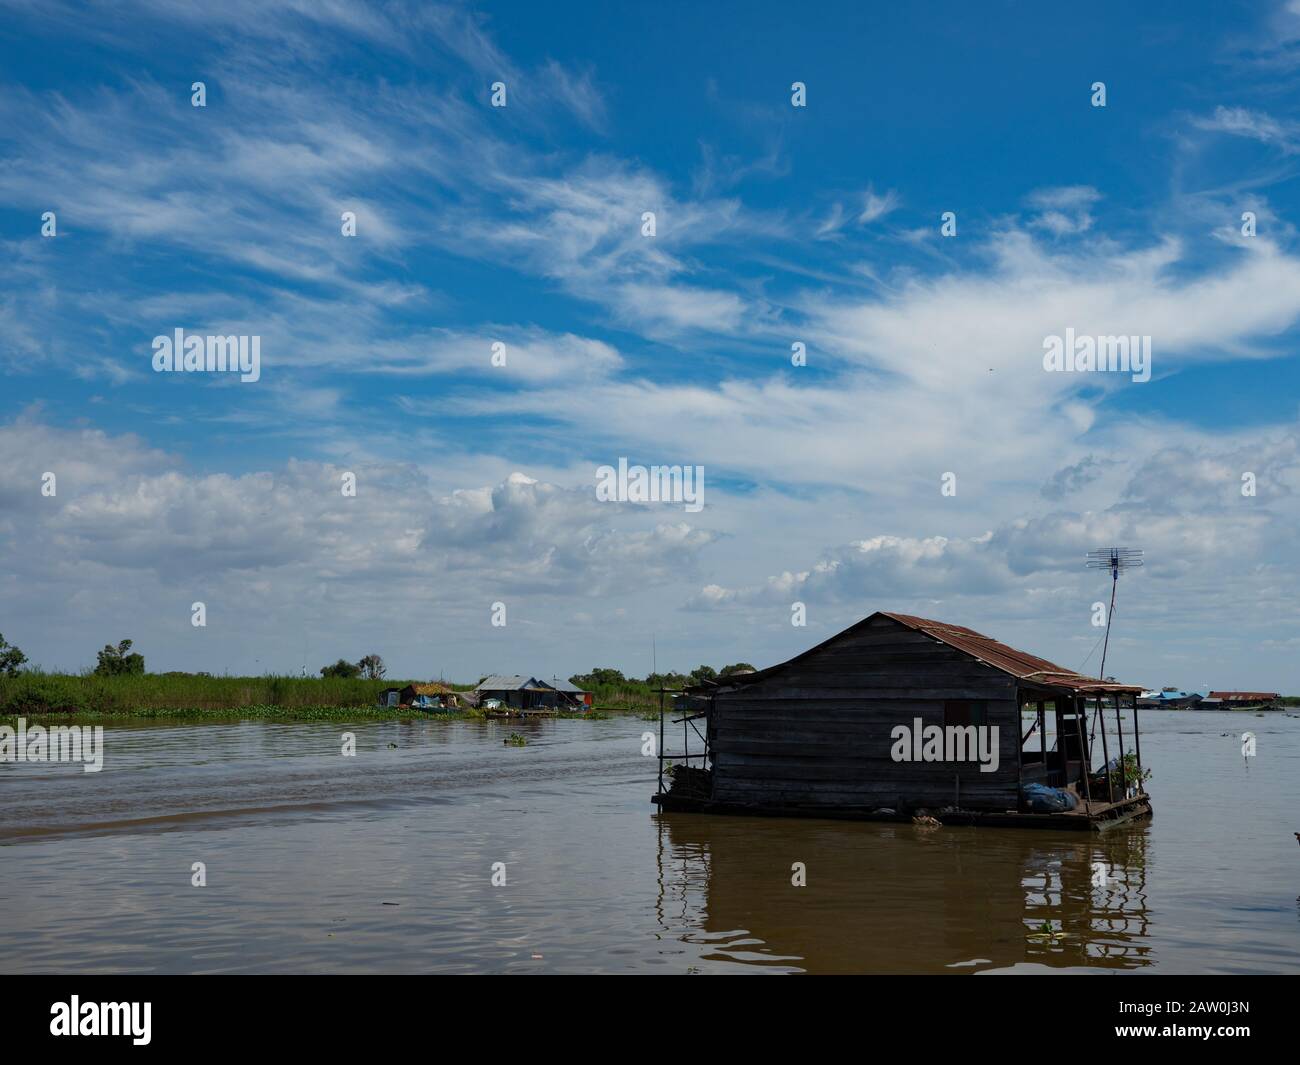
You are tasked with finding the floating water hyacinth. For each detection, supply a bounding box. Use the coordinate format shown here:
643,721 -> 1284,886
1027,921 -> 1073,943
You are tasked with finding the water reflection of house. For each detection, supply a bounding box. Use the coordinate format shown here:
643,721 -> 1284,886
654,813 -> 1153,974
655,611 -> 1150,830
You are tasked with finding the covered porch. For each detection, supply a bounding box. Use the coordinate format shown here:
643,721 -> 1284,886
1017,678 -> 1149,828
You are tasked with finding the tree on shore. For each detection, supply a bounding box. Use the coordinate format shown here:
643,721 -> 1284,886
570,667 -> 627,688
645,671 -> 691,690
0,633 -> 27,676
688,664 -> 718,685
94,639 -> 145,676
569,664 -> 756,689
719,662 -> 757,677
357,654 -> 386,680
320,658 -> 362,679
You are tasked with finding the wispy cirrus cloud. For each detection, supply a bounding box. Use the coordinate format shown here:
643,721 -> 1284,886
1192,105 -> 1300,153
1026,185 -> 1102,236
858,186 -> 901,225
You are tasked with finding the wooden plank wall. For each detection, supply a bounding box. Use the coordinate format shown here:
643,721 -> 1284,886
709,616 -> 1021,810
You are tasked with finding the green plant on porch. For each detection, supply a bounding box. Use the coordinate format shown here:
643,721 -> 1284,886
1111,751 -> 1151,789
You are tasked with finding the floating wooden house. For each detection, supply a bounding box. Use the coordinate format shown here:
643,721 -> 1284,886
1136,687 -> 1202,710
1203,691 -> 1280,711
471,675 -> 591,714
473,675 -> 559,710
548,678 -> 594,709
653,611 -> 1151,832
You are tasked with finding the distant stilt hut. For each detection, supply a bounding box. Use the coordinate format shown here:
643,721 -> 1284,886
653,611 -> 1150,831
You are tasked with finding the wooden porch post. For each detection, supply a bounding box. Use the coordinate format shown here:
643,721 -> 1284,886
1131,694 -> 1142,788
1073,695 -> 1094,811
1039,699 -> 1047,773
1097,692 -> 1113,804
1115,693 -> 1129,798
657,685 -> 665,794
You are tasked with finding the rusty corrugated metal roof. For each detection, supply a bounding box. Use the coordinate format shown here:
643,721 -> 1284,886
700,610 -> 1143,695
880,612 -> 1143,694
1208,691 -> 1278,700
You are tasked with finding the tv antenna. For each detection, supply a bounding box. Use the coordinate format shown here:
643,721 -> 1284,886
1086,548 -> 1143,681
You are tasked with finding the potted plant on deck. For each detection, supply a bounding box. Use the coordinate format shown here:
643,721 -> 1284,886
1092,753 -> 1151,800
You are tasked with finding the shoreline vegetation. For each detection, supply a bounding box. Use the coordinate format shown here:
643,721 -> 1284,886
0,635 -> 759,725
0,670 -> 671,726
3,670 -> 1294,728
0,704 -> 617,726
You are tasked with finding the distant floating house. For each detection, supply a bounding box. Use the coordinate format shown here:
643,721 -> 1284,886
468,675 -> 588,711
377,682 -> 468,710
547,678 -> 594,709
473,675 -> 557,710
653,611 -> 1150,831
1136,688 -> 1202,710
1202,691 -> 1280,711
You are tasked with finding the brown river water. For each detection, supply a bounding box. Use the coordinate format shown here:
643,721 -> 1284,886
0,710 -> 1297,974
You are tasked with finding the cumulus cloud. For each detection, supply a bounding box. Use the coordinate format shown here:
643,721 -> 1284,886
688,532 -> 1011,609
1041,456 -> 1116,500
684,428 -> 1300,686
0,418 -> 719,672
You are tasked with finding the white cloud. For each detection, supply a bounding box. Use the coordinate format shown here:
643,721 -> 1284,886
3,1 -> 1300,693
459,228 -> 1300,502
858,186 -> 901,224
0,417 -> 722,674
1192,106 -> 1299,152
1027,185 -> 1102,236
683,427 -> 1300,688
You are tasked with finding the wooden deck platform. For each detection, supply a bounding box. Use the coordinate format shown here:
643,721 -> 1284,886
651,791 -> 1152,832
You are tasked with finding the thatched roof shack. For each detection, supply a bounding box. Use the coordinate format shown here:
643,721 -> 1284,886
655,611 -> 1148,830
378,682 -> 469,709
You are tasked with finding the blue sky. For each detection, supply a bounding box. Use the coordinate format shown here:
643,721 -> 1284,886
1,0 -> 1299,690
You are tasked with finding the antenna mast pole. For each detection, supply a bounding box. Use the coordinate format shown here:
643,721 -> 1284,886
1085,547 -> 1142,764
1099,556 -> 1119,682
1087,548 -> 1143,682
